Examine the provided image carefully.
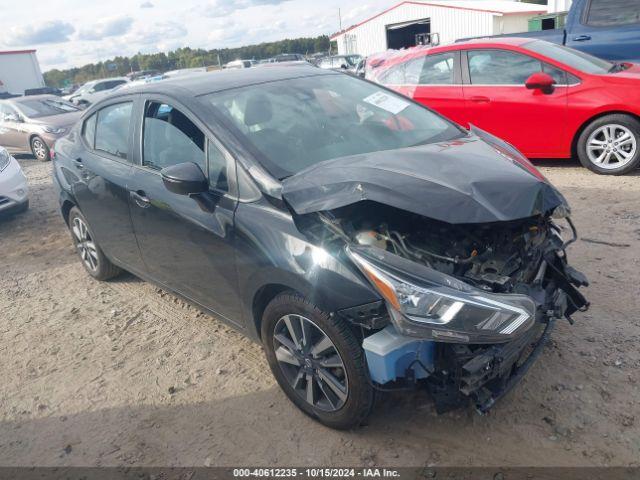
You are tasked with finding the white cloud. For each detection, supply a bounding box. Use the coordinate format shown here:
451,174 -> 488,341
78,16 -> 135,41
140,1 -> 154,7
197,0 -> 292,18
3,20 -> 75,46
132,21 -> 187,44
0,0 -> 391,70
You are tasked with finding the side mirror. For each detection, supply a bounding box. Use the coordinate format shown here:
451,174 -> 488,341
341,63 -> 348,69
525,72 -> 555,94
161,162 -> 208,196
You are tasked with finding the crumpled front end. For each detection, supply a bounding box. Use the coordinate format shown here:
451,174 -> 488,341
300,201 -> 589,413
286,132 -> 589,413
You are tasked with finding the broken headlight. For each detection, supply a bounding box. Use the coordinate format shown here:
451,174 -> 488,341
347,247 -> 535,344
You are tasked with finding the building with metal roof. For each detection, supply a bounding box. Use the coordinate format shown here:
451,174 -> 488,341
330,1 -> 547,57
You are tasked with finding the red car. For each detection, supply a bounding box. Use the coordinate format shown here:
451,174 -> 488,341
367,38 -> 640,175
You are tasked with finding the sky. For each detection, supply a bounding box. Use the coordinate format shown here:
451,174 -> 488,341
0,0 -> 390,71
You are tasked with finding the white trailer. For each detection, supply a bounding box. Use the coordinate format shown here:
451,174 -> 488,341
0,50 -> 45,96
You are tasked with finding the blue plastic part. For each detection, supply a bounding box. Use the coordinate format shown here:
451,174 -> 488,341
362,325 -> 434,385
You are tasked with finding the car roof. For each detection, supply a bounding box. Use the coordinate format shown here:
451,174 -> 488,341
115,65 -> 335,98
370,37 -> 537,62
454,37 -> 535,47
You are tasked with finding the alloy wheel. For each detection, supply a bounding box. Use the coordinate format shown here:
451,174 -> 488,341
72,217 -> 99,272
32,139 -> 47,160
586,124 -> 637,170
273,314 -> 348,412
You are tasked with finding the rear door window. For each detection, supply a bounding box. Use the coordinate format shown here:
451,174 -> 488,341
94,102 -> 132,159
104,80 -> 126,90
586,0 -> 640,26
419,53 -> 456,84
467,50 -> 541,85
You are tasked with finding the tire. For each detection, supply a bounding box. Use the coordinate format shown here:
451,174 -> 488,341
30,136 -> 50,162
68,207 -> 121,281
577,114 -> 640,175
262,292 -> 375,430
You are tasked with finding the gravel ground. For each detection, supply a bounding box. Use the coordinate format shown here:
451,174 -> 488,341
0,156 -> 638,468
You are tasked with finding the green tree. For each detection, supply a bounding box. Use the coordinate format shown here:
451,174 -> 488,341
43,35 -> 331,87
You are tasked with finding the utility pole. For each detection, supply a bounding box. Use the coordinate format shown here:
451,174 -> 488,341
338,7 -> 342,31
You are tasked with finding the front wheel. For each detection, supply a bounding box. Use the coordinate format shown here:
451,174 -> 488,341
577,114 -> 640,175
262,292 -> 375,429
30,136 -> 50,162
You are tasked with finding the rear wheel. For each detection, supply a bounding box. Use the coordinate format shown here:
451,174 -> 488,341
68,207 -> 121,280
262,292 -> 375,429
30,136 -> 49,162
577,114 -> 640,175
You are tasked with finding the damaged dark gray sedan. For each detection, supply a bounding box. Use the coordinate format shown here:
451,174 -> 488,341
52,66 -> 589,429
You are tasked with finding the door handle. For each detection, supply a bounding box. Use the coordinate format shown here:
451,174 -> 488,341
470,95 -> 491,103
130,190 -> 151,208
74,157 -> 84,169
572,35 -> 591,42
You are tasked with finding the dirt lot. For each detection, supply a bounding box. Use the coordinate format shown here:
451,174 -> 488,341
0,156 -> 638,468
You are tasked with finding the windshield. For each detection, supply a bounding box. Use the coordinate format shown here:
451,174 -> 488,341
523,40 -> 613,74
18,98 -> 80,118
208,74 -> 463,179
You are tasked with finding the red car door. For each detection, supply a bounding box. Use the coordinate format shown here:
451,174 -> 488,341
461,48 -> 569,158
377,51 -> 466,126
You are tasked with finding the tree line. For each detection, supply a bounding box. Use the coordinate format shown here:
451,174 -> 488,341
44,35 -> 332,87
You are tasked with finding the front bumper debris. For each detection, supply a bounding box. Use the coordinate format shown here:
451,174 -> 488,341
425,317 -> 554,414
461,320 -> 554,413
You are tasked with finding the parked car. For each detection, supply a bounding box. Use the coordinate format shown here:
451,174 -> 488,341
318,55 -> 363,72
0,95 -> 82,161
127,70 -> 161,82
24,86 -> 62,96
164,67 -> 208,78
52,66 -> 588,429
61,84 -> 80,96
273,53 -> 306,62
224,60 -> 253,69
0,147 -> 28,216
64,77 -> 129,106
479,0 -> 640,64
368,38 -> 640,175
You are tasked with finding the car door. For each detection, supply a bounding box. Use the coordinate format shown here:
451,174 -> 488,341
461,48 -> 569,158
377,52 -> 466,126
127,97 -> 243,325
410,52 -> 466,126
566,0 -> 640,63
71,98 -> 145,271
0,103 -> 28,150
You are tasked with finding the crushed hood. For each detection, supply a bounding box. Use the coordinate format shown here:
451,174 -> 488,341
281,129 -> 568,224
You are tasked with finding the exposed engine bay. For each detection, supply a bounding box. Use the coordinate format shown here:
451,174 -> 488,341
296,200 -> 589,413
316,202 -> 561,294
